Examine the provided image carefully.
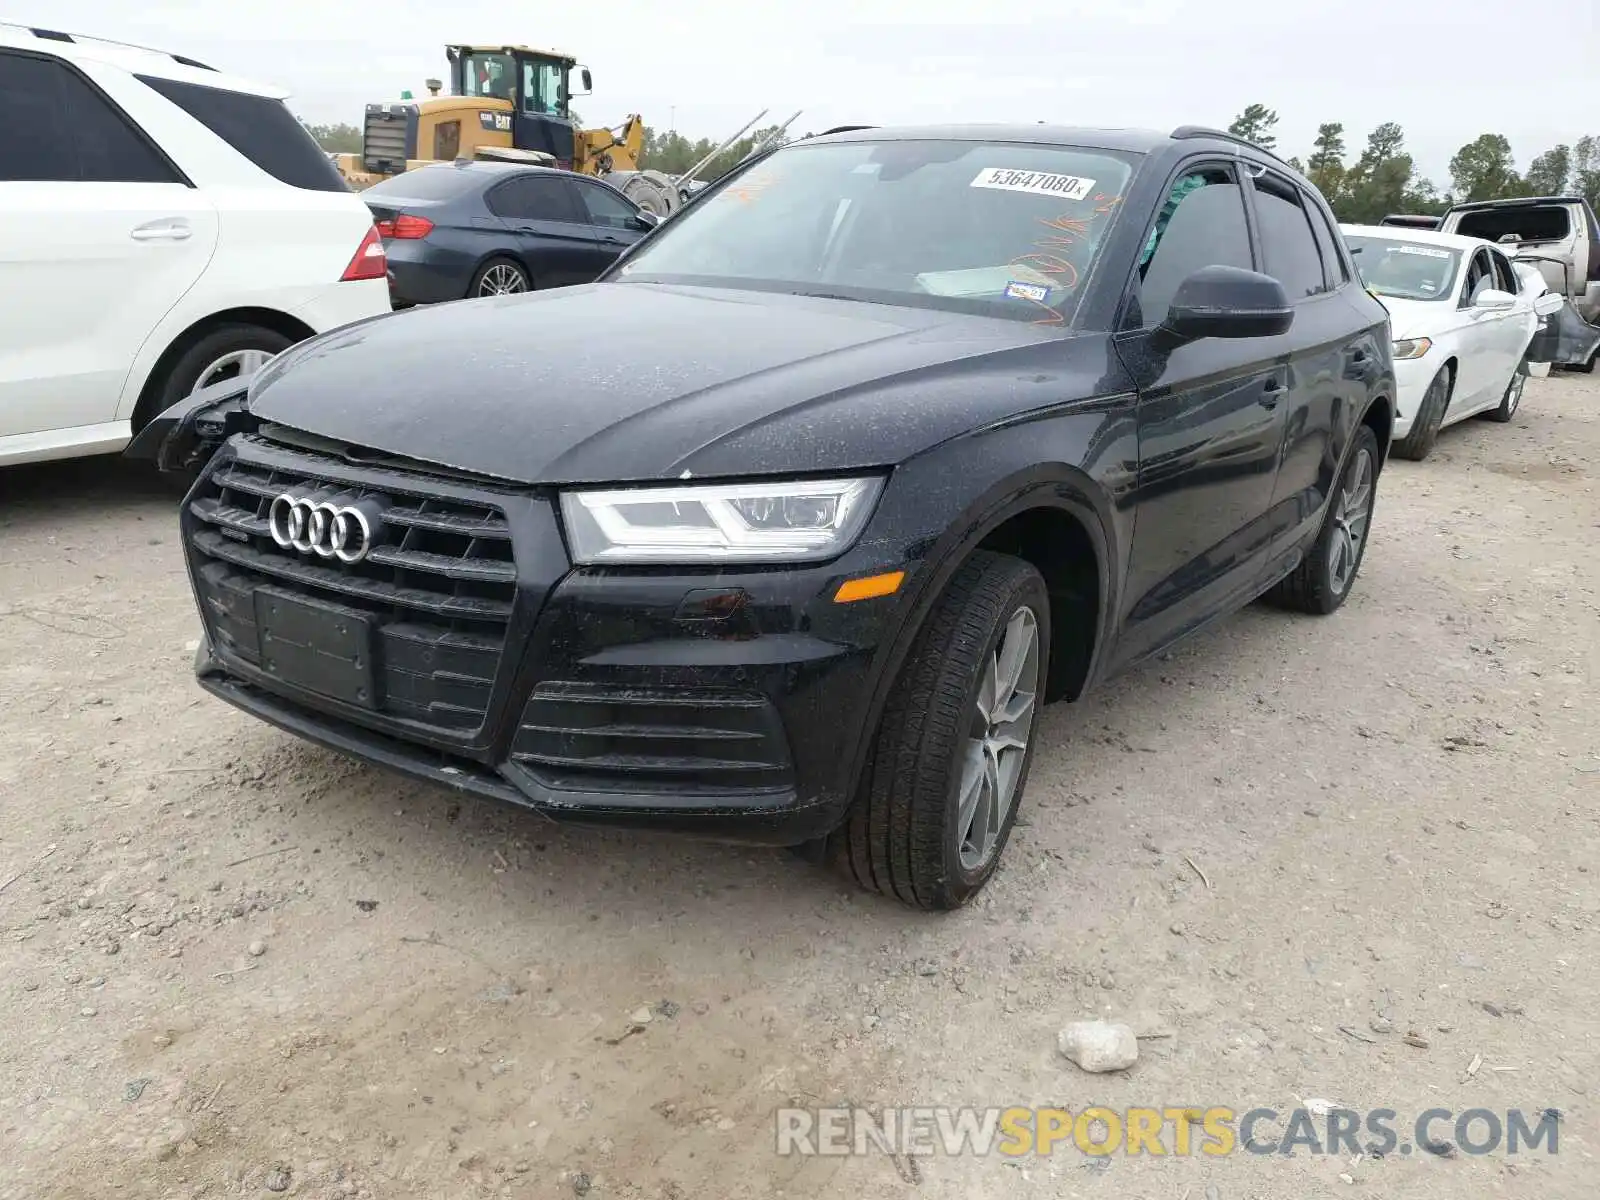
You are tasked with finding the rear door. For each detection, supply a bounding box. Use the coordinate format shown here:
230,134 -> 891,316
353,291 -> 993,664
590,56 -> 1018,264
485,173 -> 607,287
1112,161 -> 1288,667
569,178 -> 647,275
1248,170 -> 1370,558
0,50 -> 217,441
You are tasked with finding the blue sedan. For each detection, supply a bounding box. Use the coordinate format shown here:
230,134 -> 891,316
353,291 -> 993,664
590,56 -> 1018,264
363,161 -> 657,305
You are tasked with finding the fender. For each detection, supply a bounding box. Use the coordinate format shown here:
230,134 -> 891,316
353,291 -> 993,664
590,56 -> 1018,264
831,444 -> 1126,819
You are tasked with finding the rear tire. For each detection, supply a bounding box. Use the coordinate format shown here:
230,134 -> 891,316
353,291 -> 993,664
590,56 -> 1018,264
146,324 -> 292,431
469,257 -> 531,298
1392,367 -> 1450,461
830,552 -> 1051,911
1263,424 -> 1379,616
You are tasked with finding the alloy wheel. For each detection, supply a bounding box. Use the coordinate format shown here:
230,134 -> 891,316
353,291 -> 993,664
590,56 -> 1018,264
1327,448 -> 1374,596
192,348 -> 275,394
956,606 -> 1041,872
478,264 -> 528,296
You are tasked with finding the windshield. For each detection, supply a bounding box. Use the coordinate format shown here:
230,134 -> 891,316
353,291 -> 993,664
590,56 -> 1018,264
462,52 -> 516,101
1345,235 -> 1462,301
615,139 -> 1138,325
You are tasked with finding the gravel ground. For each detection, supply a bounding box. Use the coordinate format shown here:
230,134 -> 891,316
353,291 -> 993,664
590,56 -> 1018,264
2,373 -> 1597,1200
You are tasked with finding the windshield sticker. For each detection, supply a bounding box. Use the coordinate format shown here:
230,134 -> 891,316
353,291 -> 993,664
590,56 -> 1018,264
972,168 -> 1096,201
1419,281 -> 1438,293
1397,245 -> 1451,258
1004,280 -> 1052,303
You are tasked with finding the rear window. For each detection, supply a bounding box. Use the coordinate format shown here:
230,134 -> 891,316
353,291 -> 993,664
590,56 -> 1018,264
136,75 -> 349,192
1453,206 -> 1571,245
364,165 -> 484,202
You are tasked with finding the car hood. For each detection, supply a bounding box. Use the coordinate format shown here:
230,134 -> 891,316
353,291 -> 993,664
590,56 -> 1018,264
1375,295 -> 1455,340
245,283 -> 1077,485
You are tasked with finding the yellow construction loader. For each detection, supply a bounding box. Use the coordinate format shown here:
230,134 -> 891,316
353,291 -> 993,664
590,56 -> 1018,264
334,44 -> 685,215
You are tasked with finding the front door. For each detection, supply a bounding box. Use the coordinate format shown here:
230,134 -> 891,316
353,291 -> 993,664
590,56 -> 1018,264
1111,162 -> 1288,668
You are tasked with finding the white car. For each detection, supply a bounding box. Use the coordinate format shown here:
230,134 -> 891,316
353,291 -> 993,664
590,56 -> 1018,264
1341,223 -> 1562,461
0,24 -> 391,468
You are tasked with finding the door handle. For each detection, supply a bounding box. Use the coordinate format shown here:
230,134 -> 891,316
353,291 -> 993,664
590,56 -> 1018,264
601,234 -> 626,244
1258,377 -> 1287,409
131,220 -> 192,242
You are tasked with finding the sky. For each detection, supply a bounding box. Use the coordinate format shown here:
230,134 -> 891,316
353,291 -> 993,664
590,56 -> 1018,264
23,0 -> 1600,187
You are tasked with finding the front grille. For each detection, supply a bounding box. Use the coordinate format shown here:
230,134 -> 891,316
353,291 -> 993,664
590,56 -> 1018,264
186,443 -> 516,733
511,682 -> 791,793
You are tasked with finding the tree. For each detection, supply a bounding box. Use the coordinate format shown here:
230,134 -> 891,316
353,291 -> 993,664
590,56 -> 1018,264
1336,122 -> 1417,224
1449,133 -> 1521,203
639,122 -> 793,182
1572,135 -> 1600,208
300,120 -> 362,155
1523,145 -> 1571,195
1306,122 -> 1346,207
1227,103 -> 1279,151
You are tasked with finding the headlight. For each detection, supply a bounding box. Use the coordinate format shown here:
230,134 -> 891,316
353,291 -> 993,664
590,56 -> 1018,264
1392,337 -> 1433,359
560,476 -> 884,565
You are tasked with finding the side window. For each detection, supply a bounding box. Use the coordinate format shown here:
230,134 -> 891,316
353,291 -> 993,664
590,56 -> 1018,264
1304,195 -> 1350,288
1489,249 -> 1518,295
0,53 -> 76,180
1252,174 -> 1326,300
488,175 -> 583,223
1462,249 -> 1494,305
136,75 -> 345,192
0,53 -> 178,183
1132,164 -> 1253,329
574,181 -> 638,230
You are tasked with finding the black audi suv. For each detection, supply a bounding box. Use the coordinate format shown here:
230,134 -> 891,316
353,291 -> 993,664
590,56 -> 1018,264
134,123 -> 1395,910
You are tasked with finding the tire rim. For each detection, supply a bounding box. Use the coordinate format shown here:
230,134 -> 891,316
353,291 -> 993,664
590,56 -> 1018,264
192,348 -> 274,394
1506,374 -> 1523,415
957,606 -> 1041,872
1327,448 -> 1374,596
478,264 -> 528,296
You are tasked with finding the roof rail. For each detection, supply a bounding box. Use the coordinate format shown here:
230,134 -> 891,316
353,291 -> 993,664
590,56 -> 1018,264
4,23 -> 216,70
1170,125 -> 1285,164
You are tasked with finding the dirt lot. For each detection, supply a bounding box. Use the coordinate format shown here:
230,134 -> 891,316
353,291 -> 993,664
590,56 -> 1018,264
2,374 -> 1597,1200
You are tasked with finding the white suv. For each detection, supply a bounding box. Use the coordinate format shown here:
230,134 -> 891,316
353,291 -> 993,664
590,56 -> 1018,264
0,23 -> 391,467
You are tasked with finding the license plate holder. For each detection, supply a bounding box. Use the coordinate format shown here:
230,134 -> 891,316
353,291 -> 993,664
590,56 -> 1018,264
253,587 -> 378,709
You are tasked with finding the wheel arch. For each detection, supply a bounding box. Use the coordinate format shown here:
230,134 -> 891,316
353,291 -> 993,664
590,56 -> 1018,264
834,466 -> 1118,826
130,308 -> 316,431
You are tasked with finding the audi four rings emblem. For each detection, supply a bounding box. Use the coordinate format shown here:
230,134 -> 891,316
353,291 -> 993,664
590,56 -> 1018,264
268,492 -> 384,564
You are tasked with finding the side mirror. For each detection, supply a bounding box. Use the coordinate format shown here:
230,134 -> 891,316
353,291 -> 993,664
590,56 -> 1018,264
579,67 -> 593,95
635,210 -> 660,230
1534,292 -> 1566,316
1473,288 -> 1516,311
1162,265 -> 1293,341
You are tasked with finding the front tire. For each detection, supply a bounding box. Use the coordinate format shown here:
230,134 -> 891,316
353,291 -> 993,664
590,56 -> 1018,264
831,552 -> 1050,911
1393,367 -> 1451,461
1263,424 -> 1380,616
1486,368 -> 1524,423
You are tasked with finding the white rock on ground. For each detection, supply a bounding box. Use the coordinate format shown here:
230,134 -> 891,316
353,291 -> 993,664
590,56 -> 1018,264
1056,1020 -> 1138,1072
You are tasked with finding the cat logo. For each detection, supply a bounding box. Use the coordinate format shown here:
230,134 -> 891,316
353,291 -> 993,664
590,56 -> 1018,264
479,111 -> 513,133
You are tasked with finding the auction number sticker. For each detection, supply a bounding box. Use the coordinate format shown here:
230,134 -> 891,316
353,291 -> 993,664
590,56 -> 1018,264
972,168 -> 1095,200
1396,245 -> 1451,258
